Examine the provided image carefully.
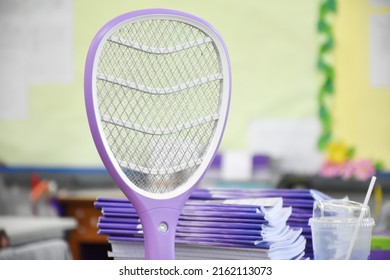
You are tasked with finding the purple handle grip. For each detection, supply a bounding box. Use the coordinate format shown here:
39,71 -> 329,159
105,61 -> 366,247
139,207 -> 181,259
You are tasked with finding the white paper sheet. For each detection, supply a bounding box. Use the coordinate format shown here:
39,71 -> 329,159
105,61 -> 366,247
221,151 -> 252,181
0,52 -> 28,120
370,0 -> 390,7
248,118 -> 322,174
0,0 -> 74,120
27,0 -> 74,84
369,15 -> 390,88
0,0 -> 28,120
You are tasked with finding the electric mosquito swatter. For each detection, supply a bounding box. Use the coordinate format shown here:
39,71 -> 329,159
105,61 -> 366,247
84,9 -> 231,259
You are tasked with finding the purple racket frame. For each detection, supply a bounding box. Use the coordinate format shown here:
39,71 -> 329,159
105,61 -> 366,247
84,9 -> 231,259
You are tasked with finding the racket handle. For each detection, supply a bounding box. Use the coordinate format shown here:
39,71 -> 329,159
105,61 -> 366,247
139,207 -> 181,260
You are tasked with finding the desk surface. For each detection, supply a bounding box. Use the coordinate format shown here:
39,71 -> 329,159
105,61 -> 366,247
0,216 -> 76,246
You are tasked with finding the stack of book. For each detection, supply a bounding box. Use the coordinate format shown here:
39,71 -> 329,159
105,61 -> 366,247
95,188 -> 330,260
189,188 -> 331,259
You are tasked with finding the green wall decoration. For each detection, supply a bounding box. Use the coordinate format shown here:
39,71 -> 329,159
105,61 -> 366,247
317,0 -> 336,150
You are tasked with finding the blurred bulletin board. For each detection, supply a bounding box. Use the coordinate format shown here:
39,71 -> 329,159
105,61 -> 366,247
332,0 -> 390,169
0,0 -> 319,166
0,0 -> 73,120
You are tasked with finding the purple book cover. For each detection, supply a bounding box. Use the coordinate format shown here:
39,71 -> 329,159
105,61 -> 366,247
177,226 -> 260,235
102,206 -> 266,220
103,212 -> 140,218
99,216 -> 140,224
96,197 -> 129,203
98,219 -> 264,230
99,225 -> 261,237
178,215 -> 266,224
177,220 -> 262,230
98,221 -> 263,234
102,228 -> 263,243
176,236 -> 263,248
96,201 -> 266,215
183,204 -> 262,213
289,211 -> 312,218
99,228 -> 142,236
96,200 -> 267,213
96,188 -> 330,201
99,211 -> 267,224
190,188 -> 317,200
99,214 -> 266,225
99,222 -> 141,230
108,235 -> 270,250
94,201 -> 132,209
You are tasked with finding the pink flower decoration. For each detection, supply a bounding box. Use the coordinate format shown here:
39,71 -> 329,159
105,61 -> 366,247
319,158 -> 376,181
339,161 -> 355,180
319,160 -> 341,178
352,159 -> 375,181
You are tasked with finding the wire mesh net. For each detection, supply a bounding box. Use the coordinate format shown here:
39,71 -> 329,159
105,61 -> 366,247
96,18 -> 223,194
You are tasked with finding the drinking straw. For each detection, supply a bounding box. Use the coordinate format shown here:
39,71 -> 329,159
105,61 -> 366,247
345,176 -> 376,259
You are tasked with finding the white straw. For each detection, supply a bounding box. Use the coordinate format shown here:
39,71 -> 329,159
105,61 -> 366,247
345,176 -> 376,259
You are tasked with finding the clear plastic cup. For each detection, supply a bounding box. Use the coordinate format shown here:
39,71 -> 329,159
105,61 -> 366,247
308,199 -> 375,260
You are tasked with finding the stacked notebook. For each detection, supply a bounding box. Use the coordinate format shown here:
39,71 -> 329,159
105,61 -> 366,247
95,188 -> 331,260
189,188 -> 331,259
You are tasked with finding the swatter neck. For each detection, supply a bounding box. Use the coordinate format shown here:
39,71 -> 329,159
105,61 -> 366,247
139,207 -> 181,260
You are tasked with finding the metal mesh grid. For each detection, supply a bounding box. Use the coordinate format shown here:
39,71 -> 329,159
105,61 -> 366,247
96,19 -> 223,194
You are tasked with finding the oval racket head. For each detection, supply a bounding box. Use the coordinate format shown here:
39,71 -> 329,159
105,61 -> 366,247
85,9 -> 231,201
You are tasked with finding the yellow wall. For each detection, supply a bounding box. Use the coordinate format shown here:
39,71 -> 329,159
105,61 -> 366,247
2,0 -> 389,170
333,0 -> 390,168
0,0 -> 319,166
